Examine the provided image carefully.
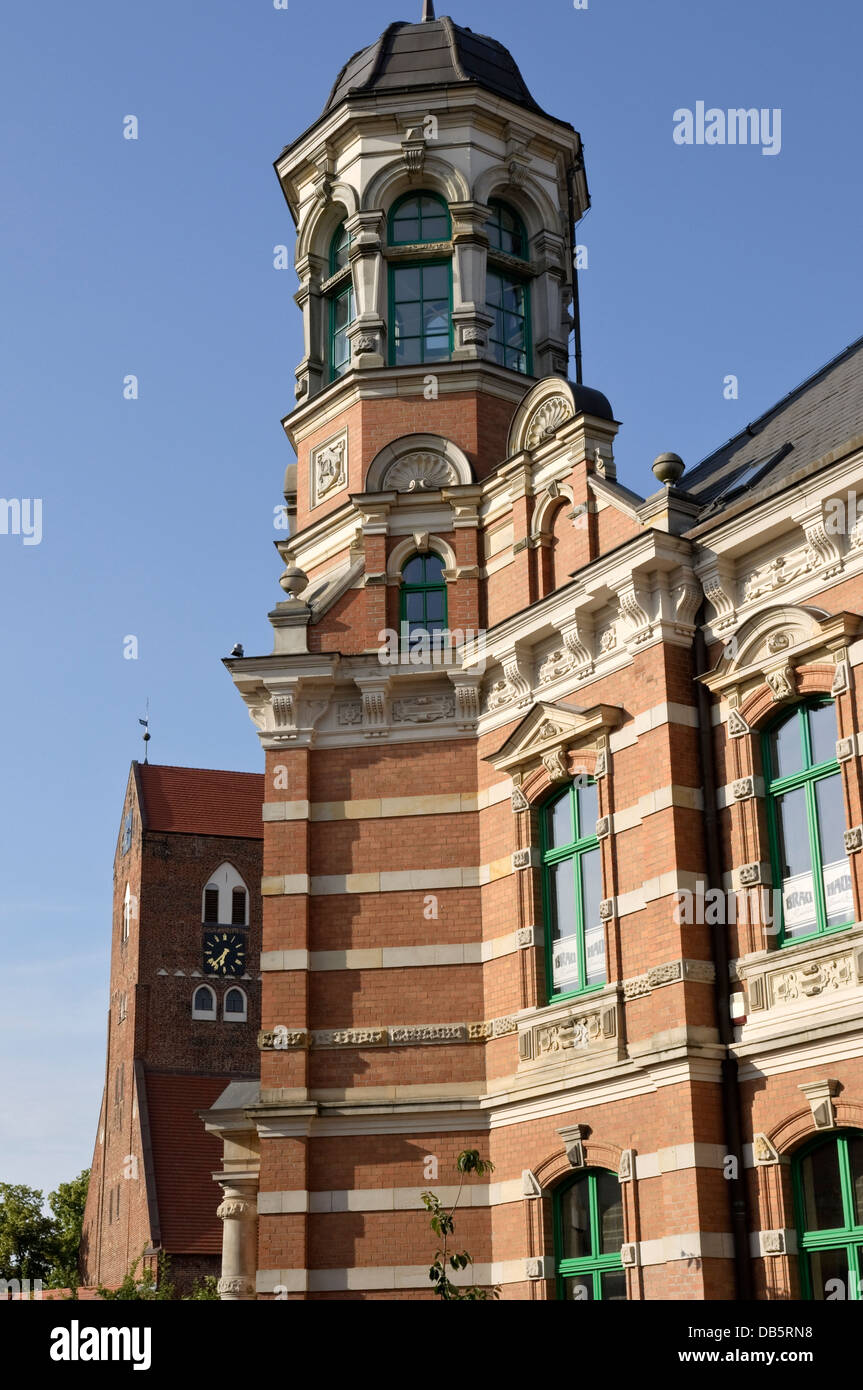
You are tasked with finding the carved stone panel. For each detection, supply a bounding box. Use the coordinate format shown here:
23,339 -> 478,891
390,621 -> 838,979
310,429 -> 348,509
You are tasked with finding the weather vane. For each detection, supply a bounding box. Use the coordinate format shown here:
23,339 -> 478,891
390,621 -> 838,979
139,700 -> 151,764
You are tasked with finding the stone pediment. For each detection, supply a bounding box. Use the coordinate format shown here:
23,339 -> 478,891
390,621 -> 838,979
486,700 -> 622,774
700,606 -> 860,694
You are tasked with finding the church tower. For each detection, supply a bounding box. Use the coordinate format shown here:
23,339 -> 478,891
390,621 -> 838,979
208,6 -> 732,1301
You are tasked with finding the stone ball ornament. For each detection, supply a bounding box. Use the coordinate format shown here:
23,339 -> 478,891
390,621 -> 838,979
279,561 -> 309,597
651,451 -> 686,486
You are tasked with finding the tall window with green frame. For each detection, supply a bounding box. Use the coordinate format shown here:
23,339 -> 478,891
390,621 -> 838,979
541,780 -> 605,998
555,1171 -> 626,1301
763,700 -> 853,943
388,192 -> 452,366
399,553 -> 447,640
485,200 -> 531,374
794,1131 -> 863,1300
328,222 -> 354,381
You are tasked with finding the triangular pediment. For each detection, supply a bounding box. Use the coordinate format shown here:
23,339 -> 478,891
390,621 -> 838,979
486,700 -> 623,773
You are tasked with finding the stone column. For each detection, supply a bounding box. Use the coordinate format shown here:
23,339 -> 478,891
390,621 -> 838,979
216,1173 -> 258,1301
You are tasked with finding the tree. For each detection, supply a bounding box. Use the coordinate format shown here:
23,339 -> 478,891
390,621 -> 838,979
46,1169 -> 89,1288
0,1183 -> 54,1283
421,1150 -> 501,1300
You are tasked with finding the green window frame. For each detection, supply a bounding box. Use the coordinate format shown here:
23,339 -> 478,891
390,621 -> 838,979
399,552 -> 447,639
388,191 -> 451,246
486,268 -> 531,374
487,199 -> 527,258
763,700 -> 854,945
793,1131 -> 863,1300
389,260 -> 453,366
486,202 -> 530,374
540,781 -> 605,1000
328,222 -> 354,382
554,1170 -> 626,1301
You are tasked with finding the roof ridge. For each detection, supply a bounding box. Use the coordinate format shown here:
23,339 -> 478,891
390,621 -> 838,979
134,761 -> 263,778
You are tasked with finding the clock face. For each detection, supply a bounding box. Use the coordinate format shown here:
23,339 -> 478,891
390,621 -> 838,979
203,931 -> 247,977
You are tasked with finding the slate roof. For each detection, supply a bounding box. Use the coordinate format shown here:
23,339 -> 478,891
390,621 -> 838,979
135,763 -> 264,840
685,335 -> 863,517
145,1072 -> 247,1254
322,16 -> 568,126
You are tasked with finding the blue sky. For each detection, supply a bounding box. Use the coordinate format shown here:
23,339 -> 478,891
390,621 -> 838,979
1,0 -> 861,1196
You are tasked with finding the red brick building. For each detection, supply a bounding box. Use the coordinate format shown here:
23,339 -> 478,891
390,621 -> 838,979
197,9 -> 863,1301
79,763 -> 264,1291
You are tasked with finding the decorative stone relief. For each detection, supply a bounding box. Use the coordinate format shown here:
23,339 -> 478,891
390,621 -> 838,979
759,1230 -> 786,1256
218,1277 -> 255,1297
258,1028 -> 309,1050
522,1170 -> 542,1198
844,825 -> 863,853
511,785 -> 530,813
599,898 -> 614,920
765,665 -> 795,701
310,429 -> 348,508
701,568 -> 736,631
595,816 -> 610,838
753,1134 -> 779,1166
360,686 -> 389,737
836,737 -> 855,762
217,1198 -> 256,1221
525,1256 -> 552,1280
313,1028 -> 387,1047
620,1243 -> 639,1267
524,395 -> 573,451
770,955 -> 856,1006
617,581 -> 653,645
541,748 -> 569,782
512,848 -> 536,870
727,707 -> 750,738
450,679 -> 481,729
594,749 -> 608,779
382,452 -> 458,492
391,695 -> 455,724
618,1150 -> 634,1182
389,1024 -> 467,1045
599,626 -> 617,652
538,648 -> 576,684
732,777 -> 754,800
516,925 -> 535,948
337,701 -> 362,726
742,548 -> 818,602
739,862 -> 762,887
832,659 -> 849,695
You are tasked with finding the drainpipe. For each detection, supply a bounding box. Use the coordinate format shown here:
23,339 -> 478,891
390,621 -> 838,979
694,602 -> 754,1300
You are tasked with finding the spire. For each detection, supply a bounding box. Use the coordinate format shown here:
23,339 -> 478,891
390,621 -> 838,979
421,0 -> 435,19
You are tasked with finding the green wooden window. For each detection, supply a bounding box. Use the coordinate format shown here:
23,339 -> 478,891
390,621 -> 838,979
390,262 -> 452,365
794,1132 -> 863,1300
328,223 -> 354,381
763,701 -> 853,944
555,1171 -> 626,1301
487,269 -> 530,374
487,199 -> 527,258
541,781 -> 605,998
389,192 -> 451,245
399,553 -> 447,638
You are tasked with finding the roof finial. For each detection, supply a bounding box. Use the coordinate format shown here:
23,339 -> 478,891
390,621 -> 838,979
138,699 -> 151,765
421,0 -> 436,19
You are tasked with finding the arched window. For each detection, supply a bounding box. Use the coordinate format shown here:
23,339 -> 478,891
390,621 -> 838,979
400,552 -> 447,639
388,193 -> 452,366
541,780 -> 604,998
794,1131 -> 863,1300
763,700 -> 853,943
223,986 -> 248,1022
202,864 -> 250,929
192,985 -> 217,1020
486,201 -> 531,375
389,192 -> 451,245
328,221 -> 354,381
555,1170 -> 625,1301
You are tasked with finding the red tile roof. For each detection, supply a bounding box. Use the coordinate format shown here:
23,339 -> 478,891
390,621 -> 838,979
144,1072 -> 246,1255
135,763 -> 263,839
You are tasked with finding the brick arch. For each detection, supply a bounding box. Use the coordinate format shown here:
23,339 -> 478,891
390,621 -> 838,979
521,748 -> 599,807
740,665 -> 835,730
533,1139 -> 623,1194
770,1104 -> 863,1156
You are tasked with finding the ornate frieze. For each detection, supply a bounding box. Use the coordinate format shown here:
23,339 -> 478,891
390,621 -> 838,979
623,958 -> 715,1000
518,1000 -> 619,1066
391,694 -> 455,724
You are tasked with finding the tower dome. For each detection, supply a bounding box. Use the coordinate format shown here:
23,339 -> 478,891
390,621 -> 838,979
322,13 -> 569,126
